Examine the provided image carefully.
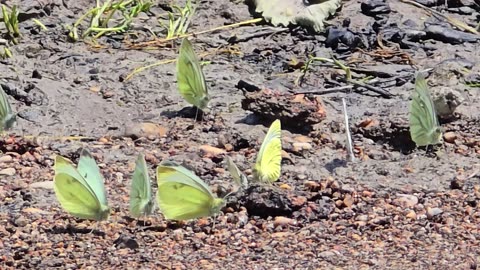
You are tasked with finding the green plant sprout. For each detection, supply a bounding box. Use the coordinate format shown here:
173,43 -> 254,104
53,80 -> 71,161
1,5 -> 21,44
0,47 -> 12,59
297,55 -> 351,86
32,19 -> 48,32
158,0 -> 195,39
68,0 -> 152,41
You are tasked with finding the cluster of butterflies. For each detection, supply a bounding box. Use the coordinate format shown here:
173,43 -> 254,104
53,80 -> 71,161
52,119 -> 282,222
0,36 -> 443,223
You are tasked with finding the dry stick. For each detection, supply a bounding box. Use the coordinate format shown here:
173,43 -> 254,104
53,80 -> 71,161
129,18 -> 263,49
292,85 -> 354,95
125,48 -> 241,81
400,0 -> 479,35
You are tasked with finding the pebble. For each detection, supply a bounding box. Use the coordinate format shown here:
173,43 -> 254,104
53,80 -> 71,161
443,132 -> 457,143
29,181 -> 54,190
406,210 -> 417,220
0,168 -> 16,176
292,142 -> 312,152
273,216 -> 297,227
124,122 -> 168,139
14,216 -> 28,227
199,145 -> 226,157
426,207 -> 443,219
393,194 -> 418,208
293,135 -> 313,143
0,155 -> 13,163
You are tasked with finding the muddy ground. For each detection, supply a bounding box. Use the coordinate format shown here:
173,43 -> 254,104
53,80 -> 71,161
0,0 -> 480,269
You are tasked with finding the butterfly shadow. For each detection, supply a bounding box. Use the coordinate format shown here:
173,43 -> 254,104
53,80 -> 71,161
324,158 -> 349,174
123,216 -> 168,233
237,113 -> 312,135
160,106 -> 206,121
48,223 -> 106,237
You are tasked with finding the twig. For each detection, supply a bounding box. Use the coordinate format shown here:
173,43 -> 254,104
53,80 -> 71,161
292,85 -> 353,95
346,79 -> 393,98
125,47 -> 241,81
400,0 -> 479,35
129,18 -> 263,48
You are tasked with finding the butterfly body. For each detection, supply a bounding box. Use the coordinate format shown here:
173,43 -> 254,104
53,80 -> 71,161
409,74 -> 442,147
176,38 -> 209,110
156,160 -> 225,221
253,119 -> 282,183
53,149 -> 110,221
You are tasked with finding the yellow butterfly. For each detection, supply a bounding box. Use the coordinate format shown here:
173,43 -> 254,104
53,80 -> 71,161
156,161 -> 225,221
253,119 -> 282,183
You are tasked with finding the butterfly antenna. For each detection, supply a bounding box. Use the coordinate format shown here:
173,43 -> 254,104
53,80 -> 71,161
342,98 -> 355,162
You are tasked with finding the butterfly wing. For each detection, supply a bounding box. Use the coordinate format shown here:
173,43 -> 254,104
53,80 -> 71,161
226,156 -> 248,189
176,38 -> 209,110
254,119 -> 282,183
0,86 -> 16,132
77,149 -> 109,207
54,155 -> 109,221
156,161 -> 223,220
409,74 -> 442,146
130,154 -> 154,218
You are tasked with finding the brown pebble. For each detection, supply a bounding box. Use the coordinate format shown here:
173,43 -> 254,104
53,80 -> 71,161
224,143 -> 234,152
273,216 -> 297,227
304,180 -> 320,190
443,132 -> 457,143
406,210 -> 417,220
199,145 -> 226,157
343,194 -> 355,208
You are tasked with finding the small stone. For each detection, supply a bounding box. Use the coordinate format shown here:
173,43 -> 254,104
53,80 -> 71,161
29,181 -> 54,189
199,145 -> 226,158
0,168 -> 15,176
224,143 -> 234,152
102,91 -> 114,99
0,155 -> 13,163
351,233 -> 362,241
304,180 -> 320,190
440,226 -> 452,234
393,194 -> 418,208
124,122 -> 168,139
292,142 -> 312,152
279,183 -> 291,190
318,250 -> 339,258
406,210 -> 417,220
293,135 -> 312,143
273,216 -> 297,227
14,216 -> 28,227
443,132 -> 457,143
343,194 -> 355,207
356,215 -> 368,222
426,207 -> 443,219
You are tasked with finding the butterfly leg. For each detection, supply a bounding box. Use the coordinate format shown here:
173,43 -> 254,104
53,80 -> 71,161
194,107 -> 199,123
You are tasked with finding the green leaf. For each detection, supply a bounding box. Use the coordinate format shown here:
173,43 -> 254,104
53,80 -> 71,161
247,0 -> 342,32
